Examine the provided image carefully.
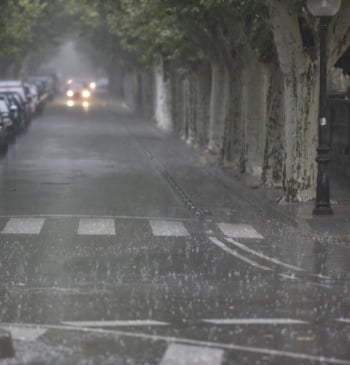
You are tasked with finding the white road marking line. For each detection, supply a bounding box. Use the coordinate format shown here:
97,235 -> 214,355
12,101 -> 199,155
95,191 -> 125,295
149,220 -> 190,237
279,273 -> 332,288
307,281 -> 332,289
3,323 -> 350,365
1,218 -> 45,234
313,273 -> 331,280
0,327 -> 47,341
336,319 -> 350,324
279,273 -> 299,281
217,223 -> 264,239
202,318 -> 308,325
62,320 -> 169,327
160,343 -> 224,365
209,237 -> 271,271
78,218 -> 115,235
225,237 -> 304,272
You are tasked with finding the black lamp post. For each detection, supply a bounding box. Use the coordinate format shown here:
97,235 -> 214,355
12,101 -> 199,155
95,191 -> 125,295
307,0 -> 342,215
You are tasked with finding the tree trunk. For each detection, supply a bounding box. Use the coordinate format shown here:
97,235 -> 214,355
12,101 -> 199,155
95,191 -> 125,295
154,59 -> 172,131
241,49 -> 269,181
194,63 -> 211,147
262,63 -> 285,188
122,69 -> 138,112
138,71 -> 154,117
169,67 -> 182,134
282,67 -> 318,201
270,0 -> 318,201
223,62 -> 244,171
180,77 -> 192,142
208,61 -> 229,156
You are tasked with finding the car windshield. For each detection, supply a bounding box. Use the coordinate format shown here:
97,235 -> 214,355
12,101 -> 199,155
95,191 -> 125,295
69,81 -> 87,89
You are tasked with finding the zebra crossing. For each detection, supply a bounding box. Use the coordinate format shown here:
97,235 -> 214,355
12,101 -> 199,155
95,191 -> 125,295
0,216 -> 264,239
0,217 -> 317,276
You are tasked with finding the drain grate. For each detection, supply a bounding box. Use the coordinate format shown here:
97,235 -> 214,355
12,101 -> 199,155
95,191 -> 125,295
161,169 -> 210,217
125,126 -> 210,217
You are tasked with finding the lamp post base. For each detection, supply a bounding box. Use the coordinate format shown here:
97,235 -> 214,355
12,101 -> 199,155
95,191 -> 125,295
313,205 -> 333,215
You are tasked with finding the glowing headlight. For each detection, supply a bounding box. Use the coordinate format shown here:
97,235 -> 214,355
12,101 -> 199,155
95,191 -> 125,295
82,89 -> 91,98
89,82 -> 96,90
82,101 -> 90,109
66,100 -> 75,107
66,90 -> 74,97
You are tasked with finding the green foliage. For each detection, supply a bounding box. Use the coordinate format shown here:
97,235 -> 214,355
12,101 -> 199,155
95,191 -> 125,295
0,0 -> 275,73
0,0 -> 73,72
93,0 -> 272,66
0,0 -> 43,58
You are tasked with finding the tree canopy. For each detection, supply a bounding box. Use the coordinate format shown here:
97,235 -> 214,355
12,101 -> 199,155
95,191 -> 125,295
0,0 -> 73,75
0,0 -> 349,76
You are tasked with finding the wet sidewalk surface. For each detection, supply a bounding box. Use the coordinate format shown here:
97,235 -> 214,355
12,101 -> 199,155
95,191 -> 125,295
134,116 -> 350,279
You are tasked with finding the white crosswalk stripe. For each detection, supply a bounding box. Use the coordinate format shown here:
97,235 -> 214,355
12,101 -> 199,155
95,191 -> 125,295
149,220 -> 190,237
0,326 -> 48,341
160,344 -> 224,365
217,223 -> 264,239
77,218 -> 116,235
1,218 -> 45,234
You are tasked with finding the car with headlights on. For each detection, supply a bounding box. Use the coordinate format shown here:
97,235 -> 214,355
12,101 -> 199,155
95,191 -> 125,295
65,81 -> 91,100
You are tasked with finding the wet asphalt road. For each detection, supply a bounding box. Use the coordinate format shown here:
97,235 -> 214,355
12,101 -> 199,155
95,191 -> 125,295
0,96 -> 349,364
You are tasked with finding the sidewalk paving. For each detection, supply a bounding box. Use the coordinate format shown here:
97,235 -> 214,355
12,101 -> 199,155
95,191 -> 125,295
146,121 -> 350,248
115,103 -> 350,278
257,170 -> 350,246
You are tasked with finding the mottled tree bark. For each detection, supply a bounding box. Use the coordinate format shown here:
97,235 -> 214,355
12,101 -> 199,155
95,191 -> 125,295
262,63 -> 285,188
269,0 -> 318,201
208,60 -> 229,156
194,63 -> 211,147
154,59 -> 172,131
269,0 -> 350,201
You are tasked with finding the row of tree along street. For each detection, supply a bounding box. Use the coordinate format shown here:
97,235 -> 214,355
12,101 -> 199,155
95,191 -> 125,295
1,0 -> 350,202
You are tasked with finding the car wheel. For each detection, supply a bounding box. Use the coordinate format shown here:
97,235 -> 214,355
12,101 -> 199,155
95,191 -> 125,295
0,138 -> 8,155
8,131 -> 16,144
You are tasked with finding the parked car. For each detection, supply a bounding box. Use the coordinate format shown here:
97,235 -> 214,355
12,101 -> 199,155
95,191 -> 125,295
34,69 -> 60,97
26,78 -> 48,114
0,92 -> 27,132
27,76 -> 55,101
0,97 -> 16,142
24,82 -> 39,114
0,114 -> 8,154
0,81 -> 31,125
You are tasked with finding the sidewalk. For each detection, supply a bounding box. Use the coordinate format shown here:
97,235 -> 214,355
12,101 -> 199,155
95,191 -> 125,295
118,98 -> 350,249
147,122 -> 350,247
216,164 -> 350,247
257,170 -> 350,246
